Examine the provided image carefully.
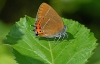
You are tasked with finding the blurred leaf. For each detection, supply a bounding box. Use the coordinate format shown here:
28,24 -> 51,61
0,20 -> 17,64
0,44 -> 18,64
87,44 -> 100,64
50,0 -> 92,14
0,20 -> 11,43
86,24 -> 100,64
5,16 -> 97,64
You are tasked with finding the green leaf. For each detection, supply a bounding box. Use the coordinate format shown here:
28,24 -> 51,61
5,16 -> 97,64
0,20 -> 17,64
0,20 -> 11,43
0,44 -> 17,64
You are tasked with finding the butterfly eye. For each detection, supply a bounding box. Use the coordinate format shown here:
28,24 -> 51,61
35,33 -> 38,36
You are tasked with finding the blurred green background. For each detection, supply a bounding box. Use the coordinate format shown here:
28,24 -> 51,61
0,0 -> 99,64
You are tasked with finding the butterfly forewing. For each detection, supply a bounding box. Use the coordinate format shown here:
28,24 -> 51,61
36,3 -> 64,27
39,17 -> 63,37
35,3 -> 66,38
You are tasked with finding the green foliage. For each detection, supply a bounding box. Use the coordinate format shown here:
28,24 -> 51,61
0,20 -> 17,64
50,0 -> 92,14
0,44 -> 17,64
5,16 -> 97,64
0,21 -> 11,43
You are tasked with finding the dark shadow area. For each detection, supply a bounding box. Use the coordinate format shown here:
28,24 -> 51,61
66,32 -> 75,40
39,37 -> 54,41
38,32 -> 74,41
3,24 -> 24,45
13,49 -> 45,64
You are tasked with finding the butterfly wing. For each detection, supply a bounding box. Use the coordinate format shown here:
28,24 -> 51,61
35,3 -> 65,37
40,17 -> 63,37
36,3 -> 64,26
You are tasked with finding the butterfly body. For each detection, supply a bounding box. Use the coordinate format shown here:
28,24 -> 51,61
34,3 -> 67,38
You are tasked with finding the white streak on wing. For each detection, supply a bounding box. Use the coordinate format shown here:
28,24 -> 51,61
45,8 -> 51,16
41,7 -> 51,36
42,18 -> 51,36
42,18 -> 51,29
43,7 -> 51,29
